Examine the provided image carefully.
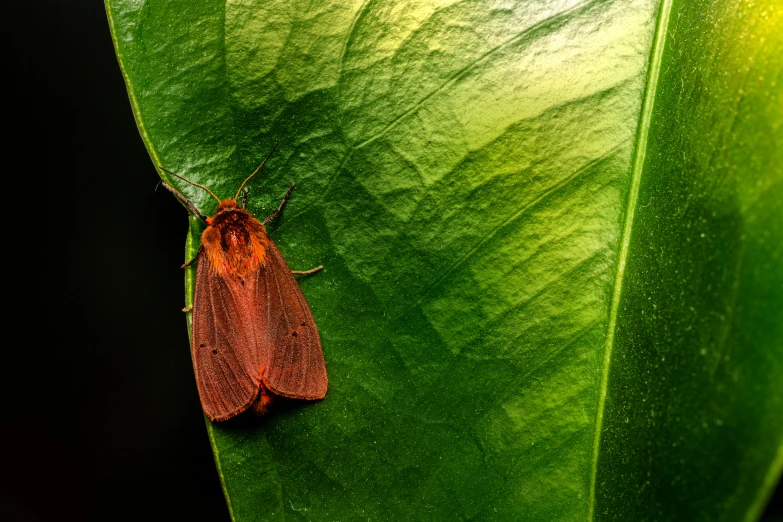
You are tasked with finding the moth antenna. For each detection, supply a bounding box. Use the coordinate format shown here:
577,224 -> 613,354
234,143 -> 278,200
158,167 -> 221,204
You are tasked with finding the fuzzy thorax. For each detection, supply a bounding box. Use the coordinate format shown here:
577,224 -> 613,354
202,199 -> 269,277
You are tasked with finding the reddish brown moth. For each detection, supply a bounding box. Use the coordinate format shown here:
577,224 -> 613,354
159,145 -> 327,421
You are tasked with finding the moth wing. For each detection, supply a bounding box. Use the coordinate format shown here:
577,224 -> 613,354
192,252 -> 262,421
252,241 -> 327,400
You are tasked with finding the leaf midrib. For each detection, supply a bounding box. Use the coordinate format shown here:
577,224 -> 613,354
586,0 -> 674,519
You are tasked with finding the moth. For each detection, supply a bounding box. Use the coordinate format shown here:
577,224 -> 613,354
160,146 -> 327,421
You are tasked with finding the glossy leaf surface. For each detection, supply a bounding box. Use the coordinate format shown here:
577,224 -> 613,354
106,0 -> 782,519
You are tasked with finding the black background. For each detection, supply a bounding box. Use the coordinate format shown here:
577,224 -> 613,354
5,2 -> 227,520
4,2 -> 780,521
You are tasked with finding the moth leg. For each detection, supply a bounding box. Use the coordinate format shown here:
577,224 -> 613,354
252,381 -> 275,415
159,179 -> 208,221
241,187 -> 250,209
262,182 -> 296,225
292,265 -> 323,276
181,246 -> 203,269
182,306 -> 193,313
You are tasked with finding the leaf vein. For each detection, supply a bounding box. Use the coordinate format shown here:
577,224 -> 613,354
587,0 -> 674,519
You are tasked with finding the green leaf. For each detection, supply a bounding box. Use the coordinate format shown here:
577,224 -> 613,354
106,0 -> 782,520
